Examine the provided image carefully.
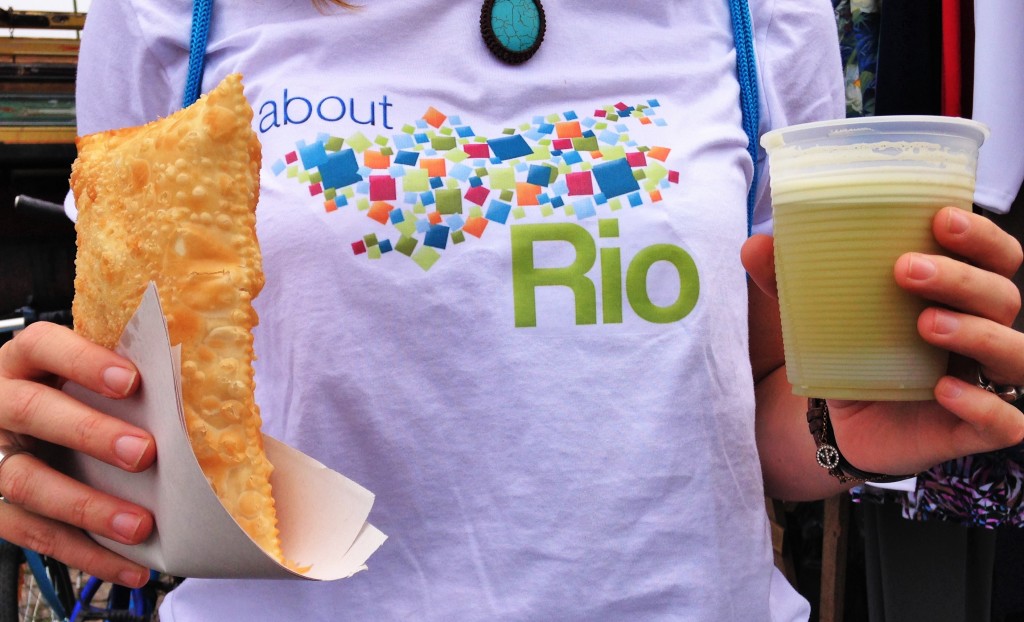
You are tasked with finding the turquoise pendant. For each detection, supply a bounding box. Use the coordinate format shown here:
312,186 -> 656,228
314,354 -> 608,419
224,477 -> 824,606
480,0 -> 545,65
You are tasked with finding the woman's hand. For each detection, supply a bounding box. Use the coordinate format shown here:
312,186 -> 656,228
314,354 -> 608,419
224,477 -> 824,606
743,206 -> 1024,477
0,322 -> 155,587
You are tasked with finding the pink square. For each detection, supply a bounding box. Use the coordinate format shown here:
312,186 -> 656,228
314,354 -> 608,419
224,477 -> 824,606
465,185 -> 490,206
668,170 -> 680,183
285,151 -> 298,164
626,152 -> 647,167
594,109 -> 607,118
351,240 -> 367,255
552,138 -> 573,151
369,175 -> 397,201
464,143 -> 490,159
308,182 -> 323,196
566,172 -> 594,196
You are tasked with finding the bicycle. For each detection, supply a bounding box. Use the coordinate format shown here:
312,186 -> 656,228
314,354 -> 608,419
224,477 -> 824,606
0,196 -> 182,621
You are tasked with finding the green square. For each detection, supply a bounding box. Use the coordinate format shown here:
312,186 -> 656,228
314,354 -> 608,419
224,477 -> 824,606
402,168 -> 430,192
540,204 -> 554,217
512,206 -> 526,220
309,171 -> 322,184
607,113 -> 619,122
375,135 -> 389,147
598,218 -> 619,238
324,187 -> 336,200
526,145 -> 551,161
475,167 -> 489,177
435,188 -> 463,214
469,206 -> 483,218
413,203 -> 427,214
603,146 -> 626,161
395,235 -> 418,256
451,230 -> 466,244
633,169 -> 646,181
564,204 -> 575,216
558,163 -> 571,175
445,149 -> 469,163
286,165 -> 299,178
362,233 -> 379,247
431,135 -> 457,151
646,162 -> 668,184
346,132 -> 372,152
395,215 -> 417,236
412,247 -> 441,271
401,124 -> 417,134
367,245 -> 382,259
298,171 -> 310,184
572,136 -> 599,152
499,189 -> 514,202
501,127 -> 515,135
357,197 -> 370,211
594,122 -> 607,131
609,198 -> 623,211
380,146 -> 394,157
325,136 -> 344,151
489,166 -> 516,190
546,113 -> 560,123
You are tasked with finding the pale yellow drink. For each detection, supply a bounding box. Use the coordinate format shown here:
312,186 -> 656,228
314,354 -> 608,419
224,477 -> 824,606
763,117 -> 988,401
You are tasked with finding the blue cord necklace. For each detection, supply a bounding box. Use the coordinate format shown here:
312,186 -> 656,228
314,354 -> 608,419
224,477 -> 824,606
480,0 -> 545,65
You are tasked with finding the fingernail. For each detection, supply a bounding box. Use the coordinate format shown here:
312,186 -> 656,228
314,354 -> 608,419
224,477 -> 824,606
117,568 -> 147,588
114,435 -> 151,469
111,512 -> 143,541
907,254 -> 937,280
932,309 -> 960,335
102,367 -> 137,397
947,208 -> 970,234
938,381 -> 963,399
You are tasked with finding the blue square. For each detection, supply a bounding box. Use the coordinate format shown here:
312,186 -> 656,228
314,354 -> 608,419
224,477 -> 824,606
551,178 -> 569,196
538,193 -> 550,204
537,123 -> 554,135
414,133 -> 430,144
424,225 -> 450,249
455,125 -> 475,138
299,142 -> 328,169
395,150 -> 419,166
527,164 -> 551,186
448,163 -> 473,181
561,151 -> 582,166
317,149 -> 362,189
551,196 -> 564,208
582,130 -> 596,138
593,159 -> 641,198
486,200 -> 512,224
392,134 -> 415,149
420,191 -> 435,206
388,165 -> 406,177
599,130 -> 620,145
378,239 -> 394,253
335,195 -> 349,207
271,160 -> 286,175
563,111 -> 578,121
627,191 -> 643,207
573,198 -> 597,219
429,177 -> 443,189
594,192 -> 607,205
446,214 -> 465,230
487,134 -> 534,161
404,191 -> 419,204
390,209 -> 405,224
469,176 -> 483,187
415,219 -> 432,233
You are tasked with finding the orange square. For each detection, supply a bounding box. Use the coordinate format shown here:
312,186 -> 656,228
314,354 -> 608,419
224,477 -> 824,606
367,201 -> 393,224
324,199 -> 338,212
423,106 -> 447,128
649,190 -> 663,203
640,117 -> 652,125
555,120 -> 583,138
363,150 -> 391,169
516,182 -> 541,206
463,216 -> 488,238
427,210 -> 442,225
420,158 -> 446,178
647,146 -> 671,162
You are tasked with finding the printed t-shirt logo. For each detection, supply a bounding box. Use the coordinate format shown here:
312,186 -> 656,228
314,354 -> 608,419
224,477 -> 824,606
270,100 -> 700,327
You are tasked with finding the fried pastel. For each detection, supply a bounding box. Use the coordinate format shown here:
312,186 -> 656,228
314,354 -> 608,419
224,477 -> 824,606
70,74 -> 284,564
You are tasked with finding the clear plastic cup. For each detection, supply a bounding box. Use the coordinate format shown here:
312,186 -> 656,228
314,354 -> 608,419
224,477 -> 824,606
761,116 -> 989,401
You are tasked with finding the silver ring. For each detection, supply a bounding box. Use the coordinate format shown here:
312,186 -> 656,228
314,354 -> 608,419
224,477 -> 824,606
0,443 -> 32,504
976,368 -> 1024,403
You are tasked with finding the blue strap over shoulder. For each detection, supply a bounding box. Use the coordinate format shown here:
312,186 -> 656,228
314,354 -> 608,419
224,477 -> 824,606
183,0 -> 214,108
727,0 -> 761,237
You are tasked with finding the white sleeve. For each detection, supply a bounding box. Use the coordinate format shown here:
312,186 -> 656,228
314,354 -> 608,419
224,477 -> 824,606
750,0 -> 846,235
971,0 -> 1024,214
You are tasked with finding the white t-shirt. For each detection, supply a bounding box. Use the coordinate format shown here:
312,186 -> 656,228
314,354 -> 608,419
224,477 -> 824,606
74,1 -> 843,619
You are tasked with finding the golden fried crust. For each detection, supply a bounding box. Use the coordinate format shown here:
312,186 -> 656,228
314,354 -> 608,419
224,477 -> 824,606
71,74 -> 284,563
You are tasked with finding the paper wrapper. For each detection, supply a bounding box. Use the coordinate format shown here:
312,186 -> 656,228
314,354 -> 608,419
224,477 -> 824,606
56,283 -> 386,579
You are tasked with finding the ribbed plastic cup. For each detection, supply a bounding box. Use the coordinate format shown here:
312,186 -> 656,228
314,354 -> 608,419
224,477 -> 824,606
762,116 -> 989,401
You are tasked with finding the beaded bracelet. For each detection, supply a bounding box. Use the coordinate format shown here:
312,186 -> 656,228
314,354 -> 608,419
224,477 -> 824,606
806,398 -> 917,484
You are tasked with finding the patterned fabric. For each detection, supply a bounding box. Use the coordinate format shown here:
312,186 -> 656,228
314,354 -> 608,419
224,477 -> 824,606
832,0 -> 881,117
